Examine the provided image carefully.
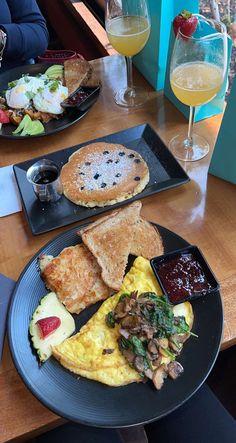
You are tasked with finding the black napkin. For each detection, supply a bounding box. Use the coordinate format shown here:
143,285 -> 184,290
0,274 -> 15,361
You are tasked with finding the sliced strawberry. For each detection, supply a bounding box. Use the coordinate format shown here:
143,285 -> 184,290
36,316 -> 61,339
173,10 -> 198,38
0,109 -> 10,124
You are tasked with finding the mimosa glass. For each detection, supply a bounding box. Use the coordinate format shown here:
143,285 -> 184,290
169,15 -> 227,162
105,0 -> 151,107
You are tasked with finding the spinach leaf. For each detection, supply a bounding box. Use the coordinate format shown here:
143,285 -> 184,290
106,311 -> 115,328
119,336 -> 131,351
171,316 -> 190,335
129,335 -> 147,357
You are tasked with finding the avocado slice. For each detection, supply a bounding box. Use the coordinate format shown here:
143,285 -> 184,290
29,292 -> 75,362
26,120 -> 45,136
45,64 -> 64,79
13,114 -> 32,135
13,115 -> 45,136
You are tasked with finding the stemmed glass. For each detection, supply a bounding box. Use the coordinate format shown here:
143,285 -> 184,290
105,0 -> 151,107
169,15 -> 227,162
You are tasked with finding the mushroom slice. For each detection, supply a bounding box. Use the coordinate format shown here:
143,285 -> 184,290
167,361 -> 184,380
152,364 -> 167,390
144,368 -> 153,379
147,339 -> 159,355
157,338 -> 169,349
133,356 -> 145,374
152,355 -> 162,368
120,315 -> 140,330
169,338 -> 183,354
123,348 -> 136,365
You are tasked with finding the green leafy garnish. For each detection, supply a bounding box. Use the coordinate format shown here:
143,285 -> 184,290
140,292 -> 190,338
106,311 -> 115,328
119,336 -> 130,351
49,81 -> 59,93
8,80 -> 17,88
118,335 -> 152,374
129,335 -> 146,357
25,91 -> 35,100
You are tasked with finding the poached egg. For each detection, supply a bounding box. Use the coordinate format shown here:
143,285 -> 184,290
33,81 -> 68,114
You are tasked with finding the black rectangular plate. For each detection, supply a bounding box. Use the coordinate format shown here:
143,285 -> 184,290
13,123 -> 190,235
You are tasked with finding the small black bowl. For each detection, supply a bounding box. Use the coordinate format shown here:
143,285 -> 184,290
150,245 -> 220,305
61,85 -> 100,112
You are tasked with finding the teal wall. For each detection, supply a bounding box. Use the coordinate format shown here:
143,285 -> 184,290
209,75 -> 236,184
134,0 -> 199,90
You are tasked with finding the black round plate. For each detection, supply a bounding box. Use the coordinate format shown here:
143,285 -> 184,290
0,64 -> 97,139
8,224 -> 223,428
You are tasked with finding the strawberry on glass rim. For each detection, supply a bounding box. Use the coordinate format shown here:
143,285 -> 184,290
173,10 -> 198,38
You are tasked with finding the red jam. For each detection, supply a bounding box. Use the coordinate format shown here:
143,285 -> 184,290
66,89 -> 90,106
158,253 -> 212,303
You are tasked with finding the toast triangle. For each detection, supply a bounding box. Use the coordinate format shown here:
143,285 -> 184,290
130,218 -> 164,259
81,201 -> 142,290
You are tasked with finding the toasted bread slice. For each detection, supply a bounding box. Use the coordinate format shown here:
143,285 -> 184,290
130,218 -> 164,259
81,68 -> 100,88
81,201 -> 142,290
79,201 -> 142,237
78,203 -> 164,260
78,209 -> 120,237
64,59 -> 93,94
39,244 -> 111,314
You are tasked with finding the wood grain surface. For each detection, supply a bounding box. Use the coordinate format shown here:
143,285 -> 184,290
0,55 -> 235,442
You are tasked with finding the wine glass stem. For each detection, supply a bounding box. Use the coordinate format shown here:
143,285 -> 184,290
126,56 -> 134,90
187,106 -> 195,147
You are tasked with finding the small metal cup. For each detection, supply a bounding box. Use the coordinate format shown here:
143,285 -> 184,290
26,159 -> 62,203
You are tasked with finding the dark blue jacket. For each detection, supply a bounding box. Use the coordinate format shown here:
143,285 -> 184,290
0,0 -> 48,71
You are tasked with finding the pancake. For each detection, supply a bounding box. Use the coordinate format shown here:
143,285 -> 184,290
39,244 -> 112,314
61,142 -> 150,207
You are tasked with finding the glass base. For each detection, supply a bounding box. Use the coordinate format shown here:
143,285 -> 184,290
114,87 -> 149,108
169,133 -> 210,162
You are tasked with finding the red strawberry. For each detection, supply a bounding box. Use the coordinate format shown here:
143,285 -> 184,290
0,109 -> 10,124
36,316 -> 61,339
173,10 -> 198,38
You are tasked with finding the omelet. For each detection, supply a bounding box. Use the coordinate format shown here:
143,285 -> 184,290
52,257 -> 193,386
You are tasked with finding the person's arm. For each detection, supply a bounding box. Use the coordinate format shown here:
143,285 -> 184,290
1,0 -> 49,61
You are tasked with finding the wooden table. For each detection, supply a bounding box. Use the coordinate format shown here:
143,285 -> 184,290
0,55 -> 235,442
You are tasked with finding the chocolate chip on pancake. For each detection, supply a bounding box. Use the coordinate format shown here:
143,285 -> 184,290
61,142 -> 150,207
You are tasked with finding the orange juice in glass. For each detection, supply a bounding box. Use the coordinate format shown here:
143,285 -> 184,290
106,15 -> 150,57
169,15 -> 227,162
170,62 -> 223,106
105,0 -> 151,107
